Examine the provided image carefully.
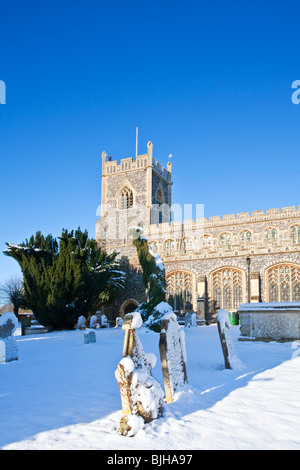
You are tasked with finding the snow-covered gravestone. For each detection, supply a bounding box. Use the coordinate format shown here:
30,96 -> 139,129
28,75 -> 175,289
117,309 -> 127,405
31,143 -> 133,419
89,315 -> 98,329
100,314 -> 109,328
159,305 -> 188,403
115,312 -> 164,436
77,315 -> 86,330
217,309 -> 243,370
0,312 -> 18,364
84,330 -> 96,344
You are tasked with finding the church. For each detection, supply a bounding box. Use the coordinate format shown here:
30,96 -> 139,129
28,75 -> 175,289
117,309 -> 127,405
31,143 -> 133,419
96,141 -> 300,322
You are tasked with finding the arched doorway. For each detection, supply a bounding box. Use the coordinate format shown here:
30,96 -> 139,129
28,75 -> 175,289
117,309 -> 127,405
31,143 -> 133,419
119,299 -> 139,317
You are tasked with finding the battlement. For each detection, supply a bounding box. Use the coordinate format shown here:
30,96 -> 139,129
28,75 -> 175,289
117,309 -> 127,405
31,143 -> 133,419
101,141 -> 172,182
147,205 -> 300,235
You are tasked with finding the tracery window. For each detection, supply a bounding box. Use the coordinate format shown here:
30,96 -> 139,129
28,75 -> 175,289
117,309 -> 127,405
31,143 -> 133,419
120,187 -> 133,209
182,238 -> 193,253
265,228 -> 277,241
220,233 -> 232,249
211,268 -> 244,311
240,231 -> 252,249
267,264 -> 300,302
149,241 -> 158,253
165,240 -> 175,255
290,226 -> 300,244
201,235 -> 212,248
167,272 -> 193,311
240,231 -> 252,243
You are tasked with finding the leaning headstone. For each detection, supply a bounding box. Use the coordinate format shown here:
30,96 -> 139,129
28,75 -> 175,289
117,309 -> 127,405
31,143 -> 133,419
84,329 -> 96,344
115,312 -> 164,436
217,309 -> 243,370
159,310 -> 188,404
0,312 -> 18,363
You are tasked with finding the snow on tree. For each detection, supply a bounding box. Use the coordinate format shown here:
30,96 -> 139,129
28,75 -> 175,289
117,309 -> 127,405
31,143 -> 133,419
115,312 -> 164,436
4,228 -> 125,330
129,226 -> 167,332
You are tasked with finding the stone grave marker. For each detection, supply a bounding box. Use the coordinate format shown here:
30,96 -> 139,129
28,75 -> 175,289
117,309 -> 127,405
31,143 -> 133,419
0,312 -> 18,363
217,309 -> 243,370
115,312 -> 164,436
84,330 -> 96,344
159,312 -> 188,403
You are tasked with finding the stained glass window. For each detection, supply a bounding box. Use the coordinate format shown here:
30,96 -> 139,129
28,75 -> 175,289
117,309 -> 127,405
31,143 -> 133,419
212,268 -> 244,310
167,272 -> 193,311
267,264 -> 300,302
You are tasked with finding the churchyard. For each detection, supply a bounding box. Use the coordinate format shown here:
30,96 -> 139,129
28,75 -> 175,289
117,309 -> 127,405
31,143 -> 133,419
0,314 -> 300,450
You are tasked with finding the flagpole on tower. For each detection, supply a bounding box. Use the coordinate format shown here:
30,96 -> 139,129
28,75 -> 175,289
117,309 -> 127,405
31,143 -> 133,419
136,127 -> 138,158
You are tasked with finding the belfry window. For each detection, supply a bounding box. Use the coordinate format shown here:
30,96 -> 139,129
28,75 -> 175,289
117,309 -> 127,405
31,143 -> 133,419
120,187 -> 133,209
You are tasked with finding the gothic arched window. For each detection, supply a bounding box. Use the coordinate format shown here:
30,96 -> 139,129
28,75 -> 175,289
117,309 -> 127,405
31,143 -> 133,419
211,268 -> 244,311
120,187 -> 133,209
290,226 -> 300,244
165,239 -> 175,255
220,233 -> 232,248
265,228 -> 278,241
166,271 -> 193,312
156,189 -> 163,205
267,264 -> 300,302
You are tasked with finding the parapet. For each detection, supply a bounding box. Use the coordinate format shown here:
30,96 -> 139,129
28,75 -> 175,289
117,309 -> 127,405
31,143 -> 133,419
101,142 -> 172,182
148,205 -> 300,231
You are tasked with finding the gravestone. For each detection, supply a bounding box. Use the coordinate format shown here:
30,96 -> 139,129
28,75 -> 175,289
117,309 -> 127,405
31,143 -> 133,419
21,316 -> 31,336
115,312 -> 164,436
89,315 -> 98,329
100,314 -> 109,328
184,312 -> 192,328
217,309 -> 243,370
77,315 -> 86,330
0,312 -> 18,363
84,330 -> 96,344
159,311 -> 188,403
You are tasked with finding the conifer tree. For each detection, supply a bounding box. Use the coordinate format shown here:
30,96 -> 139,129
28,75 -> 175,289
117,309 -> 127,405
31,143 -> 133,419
4,228 -> 125,330
130,227 -> 167,331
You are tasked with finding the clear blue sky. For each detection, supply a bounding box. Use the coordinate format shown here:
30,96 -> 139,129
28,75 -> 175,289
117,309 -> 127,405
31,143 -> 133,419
0,0 -> 300,285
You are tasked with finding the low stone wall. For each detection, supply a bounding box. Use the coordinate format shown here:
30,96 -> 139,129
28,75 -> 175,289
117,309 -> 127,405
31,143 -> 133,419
238,302 -> 300,342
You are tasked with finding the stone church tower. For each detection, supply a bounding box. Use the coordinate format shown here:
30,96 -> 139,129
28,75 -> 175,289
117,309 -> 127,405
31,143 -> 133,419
96,141 -> 172,317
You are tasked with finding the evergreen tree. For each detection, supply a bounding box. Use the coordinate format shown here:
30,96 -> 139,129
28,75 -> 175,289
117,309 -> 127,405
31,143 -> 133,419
4,228 -> 125,330
130,227 -> 167,331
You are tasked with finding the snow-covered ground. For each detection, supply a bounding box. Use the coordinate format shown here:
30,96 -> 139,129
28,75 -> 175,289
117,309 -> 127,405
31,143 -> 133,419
0,323 -> 300,450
